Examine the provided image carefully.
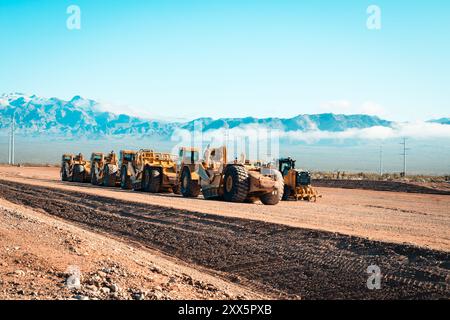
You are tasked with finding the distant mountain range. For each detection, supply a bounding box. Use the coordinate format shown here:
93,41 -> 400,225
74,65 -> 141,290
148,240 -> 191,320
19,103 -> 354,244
0,93 -> 446,138
429,118 -> 450,125
0,93 -> 177,137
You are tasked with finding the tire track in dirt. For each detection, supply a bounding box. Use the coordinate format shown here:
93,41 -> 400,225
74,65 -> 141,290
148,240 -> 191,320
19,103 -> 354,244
0,179 -> 449,299
314,179 -> 450,195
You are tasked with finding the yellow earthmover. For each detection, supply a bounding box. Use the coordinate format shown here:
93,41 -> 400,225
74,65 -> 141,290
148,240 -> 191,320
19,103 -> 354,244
177,147 -> 201,197
90,151 -> 120,187
119,150 -> 137,189
122,149 -> 178,192
60,153 -> 74,181
179,146 -> 284,205
71,153 -> 91,183
278,157 -> 320,201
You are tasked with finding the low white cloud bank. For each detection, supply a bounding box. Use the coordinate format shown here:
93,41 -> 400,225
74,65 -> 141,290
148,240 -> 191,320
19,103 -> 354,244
172,121 -> 450,146
283,121 -> 450,143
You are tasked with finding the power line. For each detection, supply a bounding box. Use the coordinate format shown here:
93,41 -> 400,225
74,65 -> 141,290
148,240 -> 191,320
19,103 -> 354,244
400,137 -> 410,177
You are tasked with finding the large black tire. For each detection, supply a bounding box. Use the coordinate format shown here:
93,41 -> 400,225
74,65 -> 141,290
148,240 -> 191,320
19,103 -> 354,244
120,166 -> 132,190
91,163 -> 99,185
149,168 -> 162,193
223,165 -> 249,203
61,162 -> 70,181
103,165 -> 117,187
201,187 -> 222,200
85,170 -> 91,183
143,167 -> 162,193
72,164 -> 85,183
180,167 -> 200,197
172,184 -> 181,195
260,183 -> 284,205
282,184 -> 291,201
261,172 -> 284,205
142,166 -> 151,191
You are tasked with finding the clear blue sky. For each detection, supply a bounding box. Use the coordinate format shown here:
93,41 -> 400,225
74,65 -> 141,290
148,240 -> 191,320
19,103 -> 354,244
0,0 -> 449,120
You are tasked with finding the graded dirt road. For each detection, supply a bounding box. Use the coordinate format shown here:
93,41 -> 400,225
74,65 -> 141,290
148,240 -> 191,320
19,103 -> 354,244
1,165 -> 449,251
0,166 -> 449,299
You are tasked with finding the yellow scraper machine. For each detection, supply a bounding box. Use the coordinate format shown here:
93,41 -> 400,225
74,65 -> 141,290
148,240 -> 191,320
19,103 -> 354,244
178,146 -> 284,205
90,151 -> 120,187
61,153 -> 91,183
278,157 -> 320,201
123,149 -> 178,193
60,148 -> 320,204
60,153 -> 74,181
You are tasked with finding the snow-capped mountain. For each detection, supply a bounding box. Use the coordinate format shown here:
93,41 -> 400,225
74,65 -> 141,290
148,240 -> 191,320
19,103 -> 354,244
181,114 -> 392,132
0,93 -> 396,138
0,93 -> 177,137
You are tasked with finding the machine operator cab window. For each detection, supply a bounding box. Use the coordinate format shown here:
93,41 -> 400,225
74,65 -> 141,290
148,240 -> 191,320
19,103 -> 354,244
279,158 -> 295,177
280,162 -> 291,177
178,148 -> 199,165
121,152 -> 134,162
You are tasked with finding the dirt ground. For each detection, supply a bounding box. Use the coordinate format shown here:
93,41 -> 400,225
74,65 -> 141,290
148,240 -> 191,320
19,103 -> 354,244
1,165 -> 449,251
314,179 -> 450,195
0,198 -> 263,300
0,165 -> 449,300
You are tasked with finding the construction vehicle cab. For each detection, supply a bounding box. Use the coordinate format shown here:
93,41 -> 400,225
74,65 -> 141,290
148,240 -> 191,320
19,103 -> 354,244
278,157 -> 319,201
178,147 -> 200,165
279,157 -> 296,176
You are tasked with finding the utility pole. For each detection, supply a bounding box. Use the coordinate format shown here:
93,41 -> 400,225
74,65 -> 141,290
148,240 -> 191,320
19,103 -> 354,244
8,112 -> 16,165
400,138 -> 409,177
11,112 -> 15,165
224,122 -> 230,161
379,145 -> 383,177
8,119 -> 11,164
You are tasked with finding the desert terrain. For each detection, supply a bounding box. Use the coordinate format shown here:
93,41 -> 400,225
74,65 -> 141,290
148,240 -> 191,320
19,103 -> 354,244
0,165 -> 449,300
